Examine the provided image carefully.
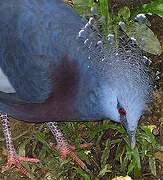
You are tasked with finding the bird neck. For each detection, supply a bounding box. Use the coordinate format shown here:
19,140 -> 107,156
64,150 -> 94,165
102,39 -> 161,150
75,65 -> 106,120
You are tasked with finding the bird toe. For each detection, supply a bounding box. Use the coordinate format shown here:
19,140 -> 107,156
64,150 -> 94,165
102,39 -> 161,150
2,154 -> 40,177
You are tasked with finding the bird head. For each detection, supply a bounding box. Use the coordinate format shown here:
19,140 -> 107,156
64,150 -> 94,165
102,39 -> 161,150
101,85 -> 145,148
77,21 -> 153,147
116,99 -> 138,148
98,51 -> 153,149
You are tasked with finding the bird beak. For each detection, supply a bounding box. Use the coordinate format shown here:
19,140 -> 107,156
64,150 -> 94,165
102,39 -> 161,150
120,115 -> 136,149
127,130 -> 136,149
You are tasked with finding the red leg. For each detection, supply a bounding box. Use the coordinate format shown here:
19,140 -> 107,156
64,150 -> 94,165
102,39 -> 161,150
47,122 -> 91,170
0,113 -> 40,177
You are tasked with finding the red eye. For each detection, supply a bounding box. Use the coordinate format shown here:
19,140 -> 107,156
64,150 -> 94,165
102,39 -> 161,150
118,108 -> 126,115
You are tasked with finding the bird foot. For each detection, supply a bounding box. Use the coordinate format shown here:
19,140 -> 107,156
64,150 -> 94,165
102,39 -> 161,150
50,142 -> 93,170
2,154 -> 40,176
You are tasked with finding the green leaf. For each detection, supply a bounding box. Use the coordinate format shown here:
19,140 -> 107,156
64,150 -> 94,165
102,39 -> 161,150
127,160 -> 135,174
98,164 -> 112,177
18,140 -> 27,156
141,0 -> 163,17
35,131 -> 51,152
126,147 -> 141,176
149,157 -> 157,176
74,167 -> 91,180
73,0 -> 94,16
126,22 -> 161,55
99,0 -> 109,18
141,127 -> 156,145
121,154 -> 129,172
90,123 -> 126,140
132,147 -> 141,171
99,0 -> 110,34
116,144 -> 125,162
118,6 -> 130,20
101,139 -> 110,166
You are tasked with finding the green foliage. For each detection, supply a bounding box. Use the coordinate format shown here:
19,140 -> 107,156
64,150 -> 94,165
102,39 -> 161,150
22,122 -> 159,178
1,0 -> 162,179
73,0 -> 162,55
73,0 -> 94,16
125,21 -> 161,55
89,121 -> 158,177
15,122 -> 158,179
1,120 -> 160,179
139,0 -> 163,17
74,167 -> 91,180
118,6 -> 130,21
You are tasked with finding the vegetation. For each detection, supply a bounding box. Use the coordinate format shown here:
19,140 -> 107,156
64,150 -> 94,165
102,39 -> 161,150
0,0 -> 162,179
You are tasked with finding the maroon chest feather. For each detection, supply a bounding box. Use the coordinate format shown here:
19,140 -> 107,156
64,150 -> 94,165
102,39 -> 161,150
10,55 -> 80,122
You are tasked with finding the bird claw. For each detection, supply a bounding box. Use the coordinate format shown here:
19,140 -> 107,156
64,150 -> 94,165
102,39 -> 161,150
60,145 -> 87,170
2,154 -> 40,176
50,142 -> 93,170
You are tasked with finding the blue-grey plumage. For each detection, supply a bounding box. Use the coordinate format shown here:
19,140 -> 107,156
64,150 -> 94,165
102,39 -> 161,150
0,0 -> 83,103
0,0 -> 153,147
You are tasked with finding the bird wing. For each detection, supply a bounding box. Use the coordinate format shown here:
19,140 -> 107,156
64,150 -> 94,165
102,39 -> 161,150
0,0 -> 84,104
0,92 -> 27,104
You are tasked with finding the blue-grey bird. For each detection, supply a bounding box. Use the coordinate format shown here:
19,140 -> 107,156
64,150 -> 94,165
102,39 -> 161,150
0,0 -> 153,175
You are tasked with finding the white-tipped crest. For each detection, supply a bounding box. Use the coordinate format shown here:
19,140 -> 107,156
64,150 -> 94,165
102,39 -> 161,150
76,16 -> 153,134
135,14 -> 147,23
